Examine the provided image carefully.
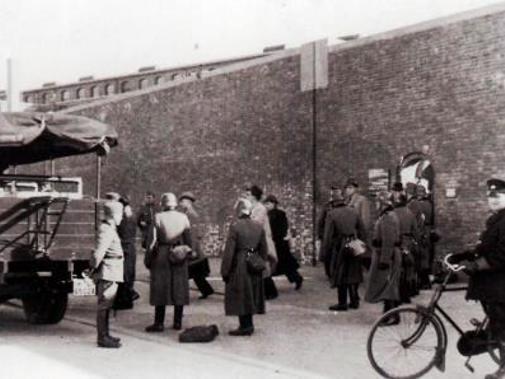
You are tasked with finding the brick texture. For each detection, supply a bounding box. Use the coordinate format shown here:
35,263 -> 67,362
18,8 -> 505,261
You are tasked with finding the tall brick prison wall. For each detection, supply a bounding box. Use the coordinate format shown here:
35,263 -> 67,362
20,7 -> 505,260
54,56 -> 315,260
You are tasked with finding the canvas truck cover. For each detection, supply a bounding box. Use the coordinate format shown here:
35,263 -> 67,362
0,112 -> 118,171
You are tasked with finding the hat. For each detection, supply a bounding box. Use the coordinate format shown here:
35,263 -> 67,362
392,182 -> 403,192
235,198 -> 253,216
161,192 -> 178,208
264,195 -> 278,204
179,191 -> 196,202
119,195 -> 130,206
105,192 -> 121,201
344,178 -> 359,188
487,178 -> 505,195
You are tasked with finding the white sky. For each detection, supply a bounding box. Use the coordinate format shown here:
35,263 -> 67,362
0,0 -> 502,110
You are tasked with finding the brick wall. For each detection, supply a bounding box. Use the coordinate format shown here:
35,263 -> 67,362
21,5 -> 505,260
317,8 -> 505,253
54,55 -> 315,260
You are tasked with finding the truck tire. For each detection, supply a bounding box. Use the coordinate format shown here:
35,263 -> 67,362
22,290 -> 68,324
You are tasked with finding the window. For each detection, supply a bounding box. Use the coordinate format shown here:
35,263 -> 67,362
41,93 -> 47,104
76,88 -> 86,99
90,86 -> 99,98
154,76 -> 163,85
121,81 -> 131,93
105,83 -> 115,95
61,90 -> 70,101
139,78 -> 148,89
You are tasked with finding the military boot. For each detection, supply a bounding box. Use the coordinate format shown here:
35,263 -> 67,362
105,310 -> 121,343
173,305 -> 183,330
145,306 -> 165,332
97,310 -> 120,348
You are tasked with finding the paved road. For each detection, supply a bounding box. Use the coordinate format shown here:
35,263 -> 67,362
0,259 -> 499,378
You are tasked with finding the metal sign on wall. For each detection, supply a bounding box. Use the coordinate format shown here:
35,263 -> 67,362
368,168 -> 390,197
300,39 -> 328,92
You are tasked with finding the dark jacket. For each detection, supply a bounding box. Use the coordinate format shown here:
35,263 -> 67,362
467,209 -> 505,303
137,204 -> 157,248
317,200 -> 338,240
267,208 -> 299,275
321,203 -> 366,287
221,217 -> 268,316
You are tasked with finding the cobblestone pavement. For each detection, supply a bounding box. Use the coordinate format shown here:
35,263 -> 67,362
0,256 -> 499,378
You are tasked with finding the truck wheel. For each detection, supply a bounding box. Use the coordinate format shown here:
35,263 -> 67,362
22,291 -> 68,324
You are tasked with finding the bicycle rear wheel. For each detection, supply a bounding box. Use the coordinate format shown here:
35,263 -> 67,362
367,306 -> 444,379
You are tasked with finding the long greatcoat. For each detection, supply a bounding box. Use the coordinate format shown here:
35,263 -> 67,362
149,210 -> 192,306
321,203 -> 366,287
221,217 -> 268,316
268,208 -> 300,276
365,207 -> 402,303
394,205 -> 419,299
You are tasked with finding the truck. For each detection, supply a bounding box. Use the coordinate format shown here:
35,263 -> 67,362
0,111 -> 118,324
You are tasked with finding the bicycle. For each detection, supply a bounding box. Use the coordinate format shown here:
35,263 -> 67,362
366,254 -> 500,379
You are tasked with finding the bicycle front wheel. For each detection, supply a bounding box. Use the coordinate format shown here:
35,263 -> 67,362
367,306 -> 444,379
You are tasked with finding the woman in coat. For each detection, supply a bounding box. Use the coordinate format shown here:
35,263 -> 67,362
264,195 -> 304,290
321,188 -> 366,311
221,198 -> 268,336
145,192 -> 193,332
365,191 -> 402,326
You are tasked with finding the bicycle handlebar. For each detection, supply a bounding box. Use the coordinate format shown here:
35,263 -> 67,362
443,254 -> 467,273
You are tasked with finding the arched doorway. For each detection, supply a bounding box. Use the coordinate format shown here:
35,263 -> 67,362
397,151 -> 434,193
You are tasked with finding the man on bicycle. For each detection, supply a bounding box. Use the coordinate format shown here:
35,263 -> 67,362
452,178 -> 505,379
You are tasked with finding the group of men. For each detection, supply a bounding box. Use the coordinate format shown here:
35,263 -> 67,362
317,178 -> 435,310
90,190 -> 215,348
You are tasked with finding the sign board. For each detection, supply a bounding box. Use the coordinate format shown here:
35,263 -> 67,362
368,168 -> 390,197
300,39 -> 328,91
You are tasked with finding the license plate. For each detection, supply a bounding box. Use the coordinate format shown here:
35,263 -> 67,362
72,277 -> 96,296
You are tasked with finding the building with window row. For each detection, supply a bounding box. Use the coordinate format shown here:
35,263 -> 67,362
21,50 -> 280,111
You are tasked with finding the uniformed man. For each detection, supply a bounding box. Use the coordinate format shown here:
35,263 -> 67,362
450,178 -> 505,379
344,178 -> 371,233
416,184 -> 435,288
322,188 -> 366,310
90,200 -> 124,348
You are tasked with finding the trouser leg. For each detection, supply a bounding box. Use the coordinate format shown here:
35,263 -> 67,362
349,284 -> 360,308
96,280 -> 119,347
193,275 -> 214,297
97,309 -> 108,341
264,277 -> 278,299
155,305 -> 166,325
173,305 -> 183,329
239,314 -> 253,330
337,285 -> 348,306
285,270 -> 301,284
